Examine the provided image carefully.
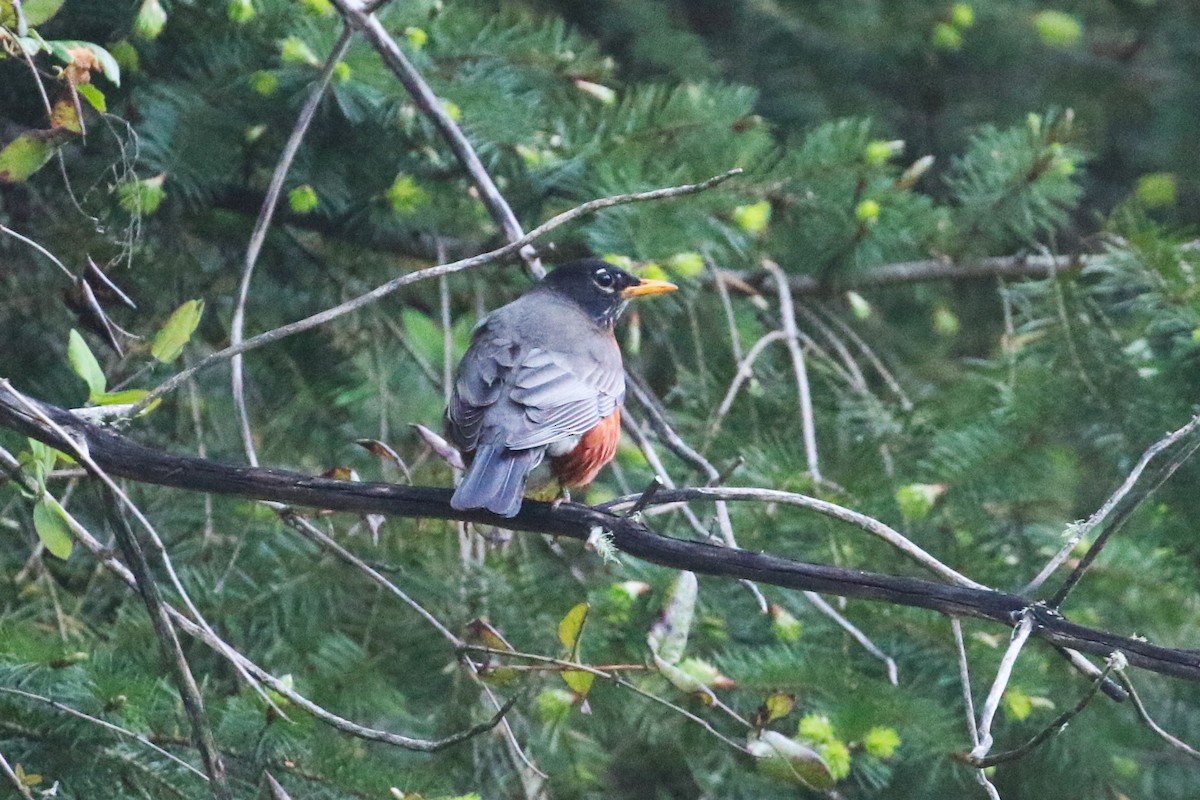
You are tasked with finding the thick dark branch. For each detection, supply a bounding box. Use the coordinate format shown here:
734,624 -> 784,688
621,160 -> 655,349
2,383 -> 1198,682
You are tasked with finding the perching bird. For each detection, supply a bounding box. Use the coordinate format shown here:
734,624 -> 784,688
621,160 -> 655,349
445,258 -> 677,517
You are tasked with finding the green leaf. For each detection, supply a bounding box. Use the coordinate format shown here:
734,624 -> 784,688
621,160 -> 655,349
288,184 -> 319,214
557,602 -> 589,653
748,730 -> 834,789
732,200 -> 771,234
92,389 -> 150,406
33,496 -> 73,560
863,726 -> 902,759
68,329 -> 106,398
0,129 -> 69,184
1136,173 -> 1177,208
76,83 -> 106,113
134,0 -> 167,40
0,0 -> 66,27
117,174 -> 166,215
151,300 -> 204,363
1033,10 -> 1082,48
647,571 -> 697,665
561,670 -> 595,696
895,483 -> 946,521
386,174 -> 428,214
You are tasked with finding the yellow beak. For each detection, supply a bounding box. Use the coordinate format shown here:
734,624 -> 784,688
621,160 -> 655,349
621,279 -> 678,299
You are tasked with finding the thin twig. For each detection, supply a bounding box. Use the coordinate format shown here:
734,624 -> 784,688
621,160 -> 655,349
330,0 -> 543,277
1117,669 -> 1200,761
131,169 -> 740,414
1024,412 -> 1200,595
0,224 -> 75,280
1048,432 -> 1200,609
600,485 -> 984,589
803,592 -> 898,684
230,25 -> 355,467
0,746 -> 35,800
960,658 -> 1114,768
971,612 -> 1035,759
763,260 -> 821,481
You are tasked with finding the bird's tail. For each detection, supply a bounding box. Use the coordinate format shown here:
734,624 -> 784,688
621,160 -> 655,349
451,445 -> 543,517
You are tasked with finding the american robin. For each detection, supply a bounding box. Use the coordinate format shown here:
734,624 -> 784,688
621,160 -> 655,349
445,258 -> 677,517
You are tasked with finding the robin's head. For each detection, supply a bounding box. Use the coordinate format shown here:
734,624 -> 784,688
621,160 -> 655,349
540,258 -> 677,326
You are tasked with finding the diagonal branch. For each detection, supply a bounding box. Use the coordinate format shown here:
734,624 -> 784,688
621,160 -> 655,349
4,383 -> 1200,683
330,0 -> 543,277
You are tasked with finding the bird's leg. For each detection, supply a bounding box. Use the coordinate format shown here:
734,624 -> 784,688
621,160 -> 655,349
550,483 -> 571,509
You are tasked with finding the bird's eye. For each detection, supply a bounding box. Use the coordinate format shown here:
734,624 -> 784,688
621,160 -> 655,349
593,270 -> 616,291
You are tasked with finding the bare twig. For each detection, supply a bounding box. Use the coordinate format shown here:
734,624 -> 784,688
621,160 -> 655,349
803,592 -> 898,684
0,224 -> 75,280
330,0 -> 543,277
131,169 -> 740,414
951,617 -> 1002,800
763,260 -> 821,481
970,612 -> 1035,760
1048,431 -> 1200,609
959,656 -> 1114,768
1024,412 -> 1200,595
601,485 -> 984,589
230,24 -> 356,467
1117,669 -> 1200,761
0,746 -> 35,800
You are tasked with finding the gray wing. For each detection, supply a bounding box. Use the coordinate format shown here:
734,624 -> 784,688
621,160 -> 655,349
446,314 -> 624,453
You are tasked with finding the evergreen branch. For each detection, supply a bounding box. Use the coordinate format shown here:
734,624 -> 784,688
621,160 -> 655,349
330,0 -> 544,277
99,485 -> 231,799
5,384 -> 1200,684
0,687 -> 207,780
460,645 -> 753,754
129,169 -> 741,415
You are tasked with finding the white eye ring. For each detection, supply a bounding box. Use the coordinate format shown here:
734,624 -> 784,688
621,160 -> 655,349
593,270 -> 616,291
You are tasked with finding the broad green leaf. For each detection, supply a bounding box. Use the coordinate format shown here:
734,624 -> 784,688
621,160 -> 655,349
0,0 -> 65,27
0,129 -> 70,183
33,496 -> 73,559
76,83 -> 106,113
151,300 -> 204,363
557,602 -> 589,652
68,329 -> 106,397
748,730 -> 834,789
647,570 -> 697,665
561,670 -> 595,696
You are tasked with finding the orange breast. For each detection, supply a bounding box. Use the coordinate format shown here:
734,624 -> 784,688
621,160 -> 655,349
550,409 -> 621,488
